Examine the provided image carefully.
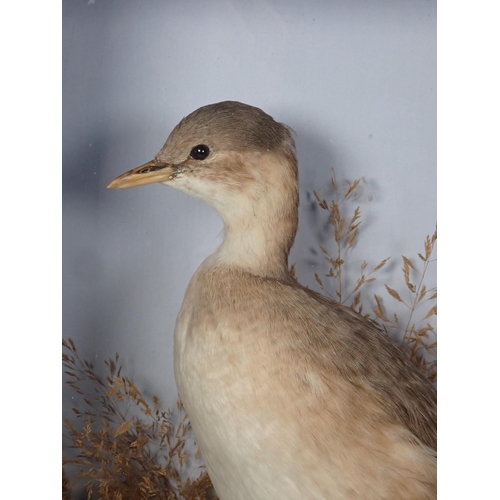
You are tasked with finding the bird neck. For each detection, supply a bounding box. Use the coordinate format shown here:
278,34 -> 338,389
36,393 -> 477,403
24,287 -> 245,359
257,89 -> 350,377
213,219 -> 293,279
210,153 -> 299,279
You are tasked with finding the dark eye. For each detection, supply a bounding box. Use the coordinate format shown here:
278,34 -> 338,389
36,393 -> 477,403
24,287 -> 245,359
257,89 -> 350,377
190,144 -> 210,160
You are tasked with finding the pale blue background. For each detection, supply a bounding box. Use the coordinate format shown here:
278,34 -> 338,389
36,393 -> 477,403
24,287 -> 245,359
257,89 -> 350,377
63,0 -> 436,419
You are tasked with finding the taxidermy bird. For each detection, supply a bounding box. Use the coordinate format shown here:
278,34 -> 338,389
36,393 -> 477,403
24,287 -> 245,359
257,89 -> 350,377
108,101 -> 437,499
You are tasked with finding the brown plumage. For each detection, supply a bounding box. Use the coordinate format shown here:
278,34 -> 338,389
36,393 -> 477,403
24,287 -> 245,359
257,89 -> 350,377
109,101 -> 437,499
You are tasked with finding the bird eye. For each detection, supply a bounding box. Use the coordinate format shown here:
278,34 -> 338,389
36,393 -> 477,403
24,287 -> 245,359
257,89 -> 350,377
190,144 -> 210,160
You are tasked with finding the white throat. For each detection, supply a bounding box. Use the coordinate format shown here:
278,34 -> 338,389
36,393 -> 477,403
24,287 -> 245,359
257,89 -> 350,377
168,151 -> 298,278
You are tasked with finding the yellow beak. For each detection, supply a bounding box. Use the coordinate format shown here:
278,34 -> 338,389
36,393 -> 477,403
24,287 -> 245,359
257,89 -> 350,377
107,159 -> 176,189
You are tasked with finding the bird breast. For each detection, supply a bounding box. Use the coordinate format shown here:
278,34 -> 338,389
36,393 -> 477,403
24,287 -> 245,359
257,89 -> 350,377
173,264 -> 436,500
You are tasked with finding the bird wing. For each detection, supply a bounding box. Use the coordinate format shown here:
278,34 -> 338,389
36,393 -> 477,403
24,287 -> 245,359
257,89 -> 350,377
267,279 -> 437,450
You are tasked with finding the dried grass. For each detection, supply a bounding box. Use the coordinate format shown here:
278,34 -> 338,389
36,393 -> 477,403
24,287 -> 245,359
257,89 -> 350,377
373,229 -> 437,383
313,169 -> 436,383
62,338 -> 217,500
313,171 -> 390,315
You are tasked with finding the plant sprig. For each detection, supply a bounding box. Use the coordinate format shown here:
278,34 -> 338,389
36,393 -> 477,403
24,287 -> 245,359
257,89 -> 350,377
313,170 -> 436,382
373,228 -> 437,382
63,338 -> 216,500
313,170 -> 389,315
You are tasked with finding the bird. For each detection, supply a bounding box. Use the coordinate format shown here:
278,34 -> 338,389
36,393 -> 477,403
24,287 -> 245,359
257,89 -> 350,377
108,101 -> 437,500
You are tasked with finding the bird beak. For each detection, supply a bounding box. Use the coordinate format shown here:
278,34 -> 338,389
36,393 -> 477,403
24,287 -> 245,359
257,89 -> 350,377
107,159 -> 176,189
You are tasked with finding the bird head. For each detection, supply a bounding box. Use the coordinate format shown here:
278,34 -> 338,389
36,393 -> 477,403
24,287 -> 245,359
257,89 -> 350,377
109,101 -> 296,203
108,101 -> 299,272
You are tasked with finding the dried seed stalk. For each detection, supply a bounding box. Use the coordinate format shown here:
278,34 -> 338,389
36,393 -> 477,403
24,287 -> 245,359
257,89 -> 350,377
313,171 -> 436,382
62,339 -> 217,499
